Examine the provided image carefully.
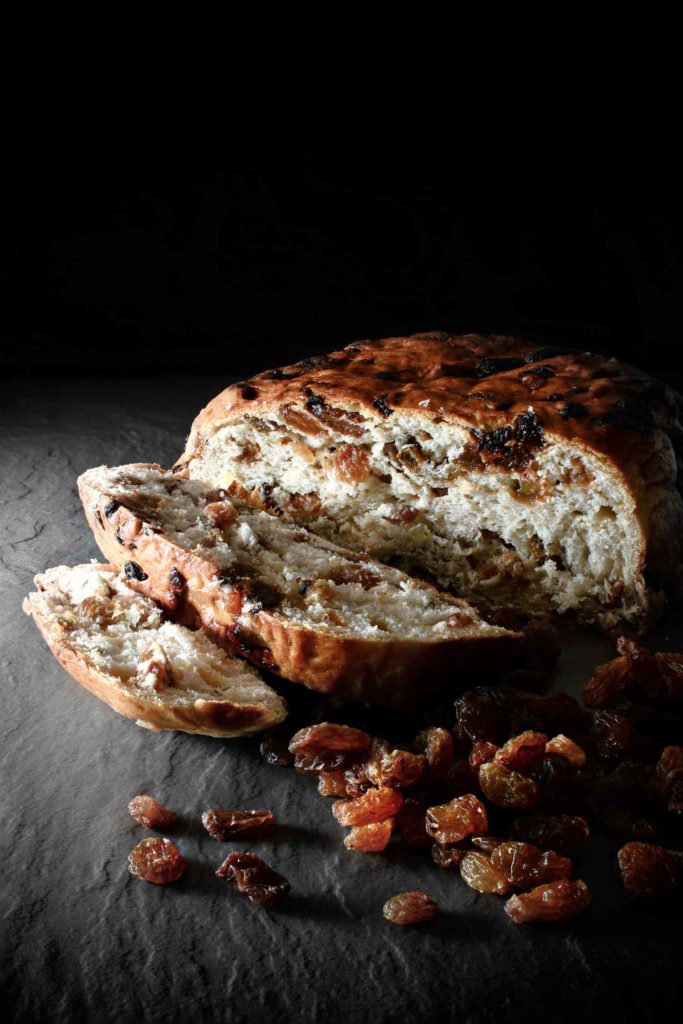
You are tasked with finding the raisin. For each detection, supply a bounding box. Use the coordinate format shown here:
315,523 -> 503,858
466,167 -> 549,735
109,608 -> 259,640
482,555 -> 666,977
364,739 -> 426,789
344,818 -> 394,852
288,723 -> 372,756
600,806 -> 661,844
504,879 -> 591,923
104,500 -> 121,518
590,711 -> 632,762
616,636 -> 660,690
510,692 -> 589,737
128,838 -> 186,884
654,652 -> 683,698
260,734 -> 294,767
425,794 -> 488,844
431,843 -> 467,869
216,852 -> 290,907
415,727 -> 456,788
475,356 -> 524,377
332,787 -> 403,826
128,795 -> 176,830
124,561 -> 148,582
318,771 -> 349,797
469,741 -> 498,773
559,401 -> 588,420
491,841 -> 573,887
202,808 -> 275,840
529,753 -> 576,809
294,751 -> 359,775
168,566 -> 185,591
582,656 -> 631,708
396,797 -> 432,849
372,394 -> 393,418
519,620 -> 561,672
471,834 -> 502,854
479,762 -> 540,809
522,364 -> 556,379
545,734 -> 586,768
494,731 -> 548,773
460,852 -> 514,895
454,689 -> 509,744
343,762 -> 374,797
617,842 -> 683,901
510,814 -> 590,856
383,891 -> 437,925
655,747 -> 683,813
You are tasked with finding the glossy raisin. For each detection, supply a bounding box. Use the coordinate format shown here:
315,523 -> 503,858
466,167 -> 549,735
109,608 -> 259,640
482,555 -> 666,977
460,852 -> 514,895
454,689 -> 509,744
545,734 -> 586,767
344,818 -> 394,852
479,762 -> 539,809
617,842 -> 683,901
128,837 -> 185,884
396,797 -> 432,849
288,722 -> 372,755
332,787 -> 403,826
469,742 -> 498,774
509,814 -> 590,856
494,731 -> 548,773
318,771 -> 349,797
216,852 -> 290,907
582,656 -> 631,708
431,843 -> 467,869
505,879 -> 591,923
202,808 -> 275,840
426,794 -> 488,844
128,795 -> 176,831
491,841 -> 572,887
364,739 -> 425,789
383,891 -> 437,925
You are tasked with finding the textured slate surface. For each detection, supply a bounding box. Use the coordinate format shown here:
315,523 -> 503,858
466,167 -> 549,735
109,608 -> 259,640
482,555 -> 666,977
2,375 -> 682,1023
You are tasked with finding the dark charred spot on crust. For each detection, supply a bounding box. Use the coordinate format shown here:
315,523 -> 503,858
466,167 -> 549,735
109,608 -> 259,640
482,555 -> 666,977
593,398 -> 656,435
372,394 -> 393,418
374,371 -> 402,381
524,346 -> 574,363
104,500 -> 121,518
521,365 -> 556,379
124,561 -> 148,581
227,623 -> 277,670
560,401 -> 589,420
475,357 -> 524,378
241,384 -> 259,400
169,567 -> 185,591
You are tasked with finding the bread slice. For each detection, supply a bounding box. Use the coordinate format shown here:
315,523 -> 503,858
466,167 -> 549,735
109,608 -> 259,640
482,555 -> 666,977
174,332 -> 683,633
23,562 -> 287,737
77,464 -> 520,707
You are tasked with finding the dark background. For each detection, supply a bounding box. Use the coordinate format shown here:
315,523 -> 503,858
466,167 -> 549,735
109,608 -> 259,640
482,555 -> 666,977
3,94 -> 683,378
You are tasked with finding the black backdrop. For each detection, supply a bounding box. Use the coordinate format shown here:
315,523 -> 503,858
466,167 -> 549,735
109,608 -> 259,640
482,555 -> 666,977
3,98 -> 683,378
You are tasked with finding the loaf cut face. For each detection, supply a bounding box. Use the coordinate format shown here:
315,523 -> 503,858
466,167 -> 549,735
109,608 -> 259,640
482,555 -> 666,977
77,463 -> 519,706
23,562 -> 287,736
175,333 -> 683,632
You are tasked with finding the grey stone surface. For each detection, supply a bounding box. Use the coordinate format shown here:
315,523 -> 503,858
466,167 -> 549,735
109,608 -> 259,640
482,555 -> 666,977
2,375 -> 682,1023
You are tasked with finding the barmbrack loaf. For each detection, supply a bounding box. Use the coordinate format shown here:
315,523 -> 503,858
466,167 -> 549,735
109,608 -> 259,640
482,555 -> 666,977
77,464 -> 519,707
23,563 -> 287,737
175,332 -> 683,632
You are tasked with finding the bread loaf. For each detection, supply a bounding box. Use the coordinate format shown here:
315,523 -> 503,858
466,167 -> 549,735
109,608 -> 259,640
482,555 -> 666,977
77,463 -> 520,707
175,332 -> 683,632
23,562 -> 287,736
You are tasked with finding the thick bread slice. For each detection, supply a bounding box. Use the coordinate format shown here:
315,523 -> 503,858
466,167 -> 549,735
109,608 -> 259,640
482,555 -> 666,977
77,464 -> 520,707
174,332 -> 683,633
23,562 -> 287,737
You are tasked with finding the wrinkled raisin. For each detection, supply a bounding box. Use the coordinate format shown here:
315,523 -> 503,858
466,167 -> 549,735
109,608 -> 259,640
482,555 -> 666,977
494,731 -> 548,773
491,841 -> 573,887
510,814 -> 590,856
479,762 -> 539,809
471,835 -> 502,854
431,843 -> 467,869
216,852 -> 290,907
454,689 -> 509,744
469,742 -> 498,773
426,794 -> 488,844
318,771 -> 349,797
530,753 -> 576,808
344,818 -> 394,852
396,797 -> 432,848
383,891 -> 437,925
545,734 -> 586,767
343,762 -> 373,797
288,722 -> 372,755
202,808 -> 275,840
415,727 -> 455,784
582,656 -> 631,708
617,842 -> 683,901
332,787 -> 403,826
460,852 -> 514,895
294,751 -> 359,775
364,739 -> 425,789
128,795 -> 176,831
128,837 -> 186,884
505,879 -> 591,923
590,711 -> 632,762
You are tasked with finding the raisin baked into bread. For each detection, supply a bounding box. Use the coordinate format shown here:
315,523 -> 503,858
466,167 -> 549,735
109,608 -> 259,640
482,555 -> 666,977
23,562 -> 287,736
77,464 -> 519,707
175,332 -> 683,632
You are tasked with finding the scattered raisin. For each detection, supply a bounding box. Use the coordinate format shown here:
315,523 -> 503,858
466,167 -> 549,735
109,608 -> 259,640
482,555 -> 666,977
509,814 -> 590,856
332,787 -> 403,826
202,808 -> 275,840
460,852 -> 514,895
364,739 -> 425,789
617,842 -> 683,901
396,797 -> 432,848
471,835 -> 502,854
318,771 -> 349,797
454,689 -> 509,744
128,837 -> 186,884
415,727 -> 456,788
545,734 -> 586,767
494,731 -> 548,773
216,852 -> 290,907
344,818 -> 394,852
288,723 -> 372,756
469,742 -> 498,773
425,794 -> 488,845
431,843 -> 467,869
294,751 -> 360,775
582,656 -> 631,708
383,891 -> 437,925
491,841 -> 573,887
505,879 -> 591,923
168,566 -> 185,591
479,762 -> 540,809
372,394 -> 393,418
128,795 -> 176,831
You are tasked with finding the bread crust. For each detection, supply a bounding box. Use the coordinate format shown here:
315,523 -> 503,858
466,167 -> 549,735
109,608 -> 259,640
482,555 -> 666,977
176,332 -> 683,628
24,563 -> 287,738
78,470 -> 520,707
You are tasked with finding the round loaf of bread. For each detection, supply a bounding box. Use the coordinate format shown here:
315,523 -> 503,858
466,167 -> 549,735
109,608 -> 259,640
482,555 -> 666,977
175,332 -> 683,632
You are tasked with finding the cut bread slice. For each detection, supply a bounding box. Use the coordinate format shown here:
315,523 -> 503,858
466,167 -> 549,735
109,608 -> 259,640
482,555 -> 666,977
77,463 -> 520,707
23,562 -> 287,737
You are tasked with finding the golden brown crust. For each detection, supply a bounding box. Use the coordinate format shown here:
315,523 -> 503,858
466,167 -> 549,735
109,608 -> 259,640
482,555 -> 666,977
24,566 -> 286,738
78,471 -> 520,707
176,332 -> 683,623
